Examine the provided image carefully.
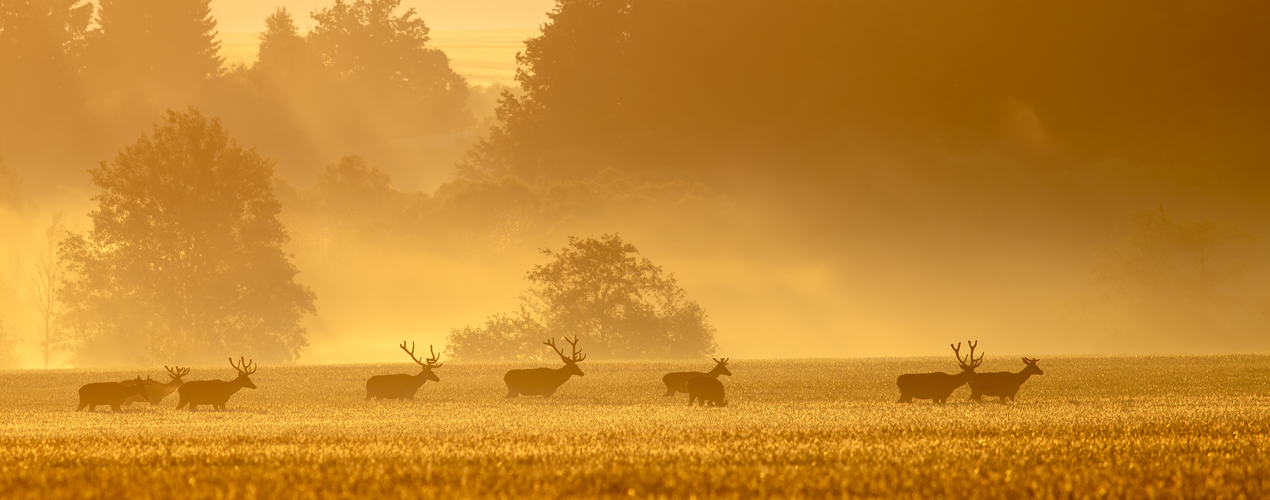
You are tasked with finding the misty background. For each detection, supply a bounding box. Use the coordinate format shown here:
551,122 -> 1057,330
1,0 -> 1268,368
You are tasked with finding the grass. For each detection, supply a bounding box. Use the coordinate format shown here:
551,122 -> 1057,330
2,356 -> 1269,498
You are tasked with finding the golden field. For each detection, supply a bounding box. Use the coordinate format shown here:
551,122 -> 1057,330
1,356 -> 1268,499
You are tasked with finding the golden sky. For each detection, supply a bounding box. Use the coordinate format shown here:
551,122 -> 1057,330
210,0 -> 555,32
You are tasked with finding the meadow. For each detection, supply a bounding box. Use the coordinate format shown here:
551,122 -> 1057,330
2,356 -> 1269,499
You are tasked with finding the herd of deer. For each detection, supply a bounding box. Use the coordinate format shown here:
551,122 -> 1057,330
74,338 -> 1041,412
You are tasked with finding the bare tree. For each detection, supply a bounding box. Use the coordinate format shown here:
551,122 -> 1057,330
31,214 -> 69,369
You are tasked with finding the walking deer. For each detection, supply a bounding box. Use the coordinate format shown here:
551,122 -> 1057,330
504,337 -> 586,398
686,376 -> 727,407
365,342 -> 442,400
176,357 -> 257,411
121,366 -> 189,406
77,376 -> 152,411
969,357 -> 1044,402
896,341 -> 984,404
662,358 -> 730,396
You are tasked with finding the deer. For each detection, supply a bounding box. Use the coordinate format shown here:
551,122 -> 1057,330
175,357 -> 257,411
969,357 -> 1044,402
77,376 -> 153,411
365,342 -> 442,400
686,376 -> 728,407
662,358 -> 731,397
504,336 -> 586,398
896,340 -> 984,404
120,366 -> 190,406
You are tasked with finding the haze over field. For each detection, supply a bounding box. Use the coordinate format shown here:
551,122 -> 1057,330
2,0 -> 1269,368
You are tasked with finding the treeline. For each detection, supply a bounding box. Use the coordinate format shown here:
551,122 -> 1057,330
466,0 -> 1270,184
0,0 -> 470,178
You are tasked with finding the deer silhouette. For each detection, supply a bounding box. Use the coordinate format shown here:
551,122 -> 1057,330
121,366 -> 189,406
503,337 -> 586,398
77,376 -> 152,411
365,342 -> 442,400
176,357 -> 257,411
896,341 -> 983,404
969,357 -> 1043,402
686,376 -> 728,407
662,358 -> 731,397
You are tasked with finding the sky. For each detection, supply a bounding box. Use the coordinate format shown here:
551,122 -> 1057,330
211,0 -> 556,32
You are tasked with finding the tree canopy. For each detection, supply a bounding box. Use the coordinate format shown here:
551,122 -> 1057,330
448,234 -> 717,360
59,108 -> 315,365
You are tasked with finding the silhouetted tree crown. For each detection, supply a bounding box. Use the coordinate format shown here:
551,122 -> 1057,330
448,234 -> 717,360
88,0 -> 222,91
463,0 -> 1270,183
59,108 -> 315,365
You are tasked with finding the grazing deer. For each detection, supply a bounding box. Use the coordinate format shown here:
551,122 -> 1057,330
969,357 -> 1044,402
77,376 -> 152,411
503,337 -> 586,398
686,376 -> 728,407
896,341 -> 984,404
662,358 -> 731,397
365,342 -> 443,400
176,357 -> 257,411
121,366 -> 190,406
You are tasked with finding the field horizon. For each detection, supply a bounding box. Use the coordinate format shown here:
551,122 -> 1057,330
4,355 -> 1268,498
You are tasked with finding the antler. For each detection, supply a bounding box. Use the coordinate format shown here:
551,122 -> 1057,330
165,365 -> 190,378
713,357 -> 730,365
563,336 -> 586,362
229,357 -> 257,376
425,344 -> 442,368
1023,357 -> 1040,364
544,337 -> 586,362
961,340 -> 983,369
400,341 -> 427,366
952,341 -> 984,369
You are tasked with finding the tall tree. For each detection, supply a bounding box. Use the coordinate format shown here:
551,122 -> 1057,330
31,214 -> 70,369
0,315 -> 20,368
308,0 -> 469,137
59,108 -> 315,365
0,0 -> 94,153
85,0 -> 222,114
448,234 -> 717,360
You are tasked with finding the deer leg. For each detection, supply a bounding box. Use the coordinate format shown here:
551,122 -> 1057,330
76,401 -> 87,411
88,404 -> 97,411
896,394 -> 912,403
505,389 -> 518,398
663,387 -> 676,397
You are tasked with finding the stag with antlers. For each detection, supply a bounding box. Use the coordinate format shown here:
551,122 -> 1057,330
662,358 -> 731,397
969,357 -> 1044,402
896,341 -> 984,404
120,366 -> 189,406
365,342 -> 443,400
176,357 -> 258,411
503,337 -> 586,398
77,375 -> 153,411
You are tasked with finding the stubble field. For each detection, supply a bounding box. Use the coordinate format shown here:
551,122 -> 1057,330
2,356 -> 1269,499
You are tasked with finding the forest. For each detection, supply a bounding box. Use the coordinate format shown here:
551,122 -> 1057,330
1,0 -> 1269,367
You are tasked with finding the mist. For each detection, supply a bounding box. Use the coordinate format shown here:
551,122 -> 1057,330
2,0 -> 1268,368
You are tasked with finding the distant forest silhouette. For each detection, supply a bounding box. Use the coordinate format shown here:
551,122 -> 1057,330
1,0 -> 1269,366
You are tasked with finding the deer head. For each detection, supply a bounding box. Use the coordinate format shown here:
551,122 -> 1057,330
400,341 -> 443,382
165,365 -> 190,384
132,376 -> 153,403
545,336 -> 586,376
1022,357 -> 1043,375
230,357 -> 257,389
952,340 -> 984,374
712,358 -> 732,376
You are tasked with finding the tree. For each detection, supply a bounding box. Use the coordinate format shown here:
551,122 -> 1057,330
1062,206 -> 1259,351
31,213 -> 70,369
308,0 -> 469,137
0,0 -> 94,152
59,108 -> 315,365
85,0 -> 222,111
448,234 -> 716,360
